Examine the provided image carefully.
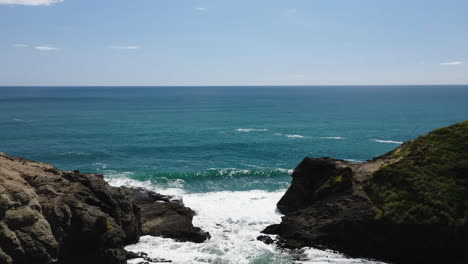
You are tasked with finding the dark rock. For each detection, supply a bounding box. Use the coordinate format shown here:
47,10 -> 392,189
130,187 -> 174,204
261,224 -> 280,234
264,121 -> 468,264
257,235 -> 274,245
131,188 -> 210,243
126,250 -> 140,259
0,152 -> 140,264
277,157 -> 352,214
132,252 -> 172,263
0,152 -> 209,264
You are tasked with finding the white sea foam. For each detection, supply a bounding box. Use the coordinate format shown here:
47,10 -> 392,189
106,174 -> 186,197
206,167 -> 250,176
12,118 -> 25,122
104,170 -> 135,178
277,168 -> 294,174
202,167 -> 294,177
321,136 -> 344,140
287,134 -> 304,138
108,178 -> 383,264
235,128 -> 269,132
371,139 -> 403,144
344,159 -> 363,163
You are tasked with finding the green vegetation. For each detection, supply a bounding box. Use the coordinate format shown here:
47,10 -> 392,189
366,121 -> 468,227
317,167 -> 353,198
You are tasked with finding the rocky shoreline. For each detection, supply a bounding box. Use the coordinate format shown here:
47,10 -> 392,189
1,121 -> 466,264
261,121 -> 468,263
0,152 -> 209,264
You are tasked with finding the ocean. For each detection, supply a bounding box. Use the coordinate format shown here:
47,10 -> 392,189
1,85 -> 467,263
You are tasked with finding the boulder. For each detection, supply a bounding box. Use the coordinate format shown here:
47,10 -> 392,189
263,121 -> 468,263
130,188 -> 210,243
0,153 -> 140,264
0,152 -> 208,264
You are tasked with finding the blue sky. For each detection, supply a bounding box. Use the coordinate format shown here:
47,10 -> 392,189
1,0 -> 467,86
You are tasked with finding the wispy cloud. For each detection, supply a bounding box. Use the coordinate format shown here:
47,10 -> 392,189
109,46 -> 141,50
14,44 -> 28,47
0,0 -> 63,6
440,61 -> 463,65
35,45 -> 59,51
195,7 -> 207,11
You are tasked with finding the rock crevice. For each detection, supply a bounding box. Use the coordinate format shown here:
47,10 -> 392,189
0,153 -> 208,264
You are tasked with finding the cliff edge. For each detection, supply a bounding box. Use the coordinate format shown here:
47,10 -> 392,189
0,153 -> 209,264
263,121 -> 468,263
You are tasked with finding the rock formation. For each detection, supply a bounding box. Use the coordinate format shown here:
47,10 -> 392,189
0,152 -> 208,264
131,188 -> 210,243
263,121 -> 468,263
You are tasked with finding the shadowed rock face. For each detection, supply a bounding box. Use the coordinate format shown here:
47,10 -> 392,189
0,153 -> 209,264
131,188 -> 210,243
0,153 -> 140,264
263,121 -> 468,264
269,157 -> 379,251
277,157 -> 354,214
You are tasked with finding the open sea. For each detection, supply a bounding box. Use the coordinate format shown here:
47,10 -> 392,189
1,85 -> 467,263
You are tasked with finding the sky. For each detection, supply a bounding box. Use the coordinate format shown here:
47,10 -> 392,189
1,0 -> 467,86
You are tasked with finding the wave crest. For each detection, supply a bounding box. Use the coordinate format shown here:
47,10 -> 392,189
143,167 -> 293,179
371,139 -> 403,144
320,136 -> 344,140
286,134 -> 304,138
235,128 -> 269,132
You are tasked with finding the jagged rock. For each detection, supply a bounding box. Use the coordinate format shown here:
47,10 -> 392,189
263,121 -> 468,263
131,188 -> 210,243
0,152 -> 208,264
128,252 -> 172,263
256,235 -> 274,245
0,153 -> 140,264
261,224 -> 280,235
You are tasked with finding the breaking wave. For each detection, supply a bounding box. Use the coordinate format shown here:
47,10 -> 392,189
286,134 -> 304,138
320,136 -> 344,140
108,179 -> 384,264
235,128 -> 269,132
371,139 -> 403,144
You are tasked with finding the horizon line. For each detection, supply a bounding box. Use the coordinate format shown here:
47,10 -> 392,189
1,84 -> 468,88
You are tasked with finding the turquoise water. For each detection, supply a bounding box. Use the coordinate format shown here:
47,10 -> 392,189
1,86 -> 467,263
1,86 -> 467,193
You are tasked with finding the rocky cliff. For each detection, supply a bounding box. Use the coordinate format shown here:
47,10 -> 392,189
263,121 -> 468,263
0,153 -> 208,264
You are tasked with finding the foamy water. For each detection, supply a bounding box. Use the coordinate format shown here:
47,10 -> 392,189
286,135 -> 305,138
108,177 -> 384,264
235,128 -> 269,132
371,139 -> 403,144
2,85 -> 464,264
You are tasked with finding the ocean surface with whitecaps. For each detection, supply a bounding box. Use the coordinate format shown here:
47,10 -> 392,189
1,85 -> 467,263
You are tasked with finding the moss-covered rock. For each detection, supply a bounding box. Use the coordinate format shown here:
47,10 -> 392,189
316,167 -> 353,198
263,121 -> 468,264
366,121 -> 468,226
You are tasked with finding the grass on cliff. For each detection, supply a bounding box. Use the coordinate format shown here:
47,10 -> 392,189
366,121 -> 468,227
